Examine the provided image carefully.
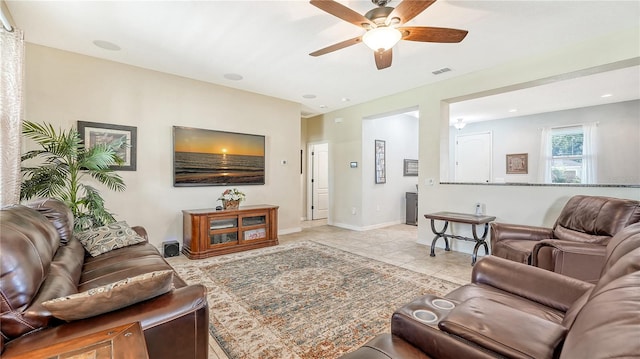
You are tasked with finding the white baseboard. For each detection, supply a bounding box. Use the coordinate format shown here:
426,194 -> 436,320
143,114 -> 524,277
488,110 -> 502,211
279,227 -> 302,236
331,219 -> 403,232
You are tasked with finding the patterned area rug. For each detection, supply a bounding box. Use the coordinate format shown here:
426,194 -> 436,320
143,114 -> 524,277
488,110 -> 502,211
171,241 -> 460,358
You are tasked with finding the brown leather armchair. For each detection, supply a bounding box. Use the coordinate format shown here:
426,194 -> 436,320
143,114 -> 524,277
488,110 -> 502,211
490,195 -> 640,282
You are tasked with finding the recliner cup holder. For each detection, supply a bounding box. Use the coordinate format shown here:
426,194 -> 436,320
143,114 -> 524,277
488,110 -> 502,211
412,309 -> 438,323
397,295 -> 459,327
432,298 -> 455,310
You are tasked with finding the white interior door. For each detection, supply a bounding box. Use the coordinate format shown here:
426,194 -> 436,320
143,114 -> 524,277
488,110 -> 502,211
455,132 -> 492,183
311,143 -> 329,220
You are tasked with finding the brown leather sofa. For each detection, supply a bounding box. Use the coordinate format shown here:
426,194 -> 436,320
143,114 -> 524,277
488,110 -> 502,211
0,198 -> 209,358
341,222 -> 640,359
491,195 -> 640,282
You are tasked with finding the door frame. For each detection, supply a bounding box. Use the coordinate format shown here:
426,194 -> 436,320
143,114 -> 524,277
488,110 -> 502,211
306,141 -> 330,221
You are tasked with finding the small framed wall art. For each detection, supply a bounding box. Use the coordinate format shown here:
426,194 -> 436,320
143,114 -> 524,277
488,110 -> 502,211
403,159 -> 418,176
77,121 -> 137,171
375,139 -> 386,184
506,153 -> 528,174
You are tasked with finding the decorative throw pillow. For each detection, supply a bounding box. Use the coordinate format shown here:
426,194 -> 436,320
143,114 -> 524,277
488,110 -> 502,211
41,270 -> 174,321
76,221 -> 146,257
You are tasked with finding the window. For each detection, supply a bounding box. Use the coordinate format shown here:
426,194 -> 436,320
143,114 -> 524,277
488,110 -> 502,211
550,126 -> 583,183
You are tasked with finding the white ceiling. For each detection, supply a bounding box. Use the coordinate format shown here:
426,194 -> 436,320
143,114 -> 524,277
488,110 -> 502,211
450,64 -> 640,125
5,0 -> 640,118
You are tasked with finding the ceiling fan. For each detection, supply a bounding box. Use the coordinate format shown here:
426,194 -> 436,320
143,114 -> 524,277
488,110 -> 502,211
309,0 -> 468,70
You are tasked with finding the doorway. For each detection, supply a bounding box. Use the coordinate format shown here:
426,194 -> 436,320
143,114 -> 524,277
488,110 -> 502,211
308,142 -> 329,220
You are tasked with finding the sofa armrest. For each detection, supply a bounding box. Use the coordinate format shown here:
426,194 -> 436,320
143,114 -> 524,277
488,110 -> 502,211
491,222 -> 554,243
439,297 -> 567,359
3,285 -> 209,359
391,311 -> 500,359
390,295 -> 502,359
532,240 -> 607,283
472,256 -> 593,312
131,226 -> 149,240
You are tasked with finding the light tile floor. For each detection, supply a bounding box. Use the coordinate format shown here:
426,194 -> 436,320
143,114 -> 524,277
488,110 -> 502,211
169,220 -> 473,359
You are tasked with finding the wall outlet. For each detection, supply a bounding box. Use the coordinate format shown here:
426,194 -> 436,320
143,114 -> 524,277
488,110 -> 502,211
351,207 -> 357,215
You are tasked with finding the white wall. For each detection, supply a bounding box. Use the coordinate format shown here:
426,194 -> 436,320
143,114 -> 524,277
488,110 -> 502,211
305,25 -> 640,255
449,100 -> 640,184
360,113 -> 419,229
23,44 -> 302,249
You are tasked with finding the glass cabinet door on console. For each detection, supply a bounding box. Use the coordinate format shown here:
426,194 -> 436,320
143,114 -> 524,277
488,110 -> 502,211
209,217 -> 238,246
182,205 -> 278,259
241,214 -> 267,241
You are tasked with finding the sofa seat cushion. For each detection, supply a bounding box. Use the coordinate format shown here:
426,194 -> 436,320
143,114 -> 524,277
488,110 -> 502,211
42,270 -> 174,321
79,242 -> 186,289
446,283 -> 564,323
553,225 -> 610,245
77,221 -> 147,257
492,240 -> 537,264
78,256 -> 180,291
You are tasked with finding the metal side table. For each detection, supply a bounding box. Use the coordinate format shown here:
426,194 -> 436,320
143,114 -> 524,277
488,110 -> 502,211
424,211 -> 496,265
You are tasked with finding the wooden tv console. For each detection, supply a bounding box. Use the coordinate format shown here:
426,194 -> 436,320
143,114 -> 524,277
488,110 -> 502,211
182,205 -> 278,259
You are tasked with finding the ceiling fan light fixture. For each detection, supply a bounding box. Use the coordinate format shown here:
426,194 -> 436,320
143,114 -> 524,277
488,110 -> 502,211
362,26 -> 401,52
454,118 -> 466,130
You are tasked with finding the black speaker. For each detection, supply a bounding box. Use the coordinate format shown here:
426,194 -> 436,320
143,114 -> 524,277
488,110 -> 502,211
163,240 -> 180,258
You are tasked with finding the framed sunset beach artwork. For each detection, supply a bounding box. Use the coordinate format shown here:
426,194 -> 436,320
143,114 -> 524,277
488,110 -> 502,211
173,126 -> 265,186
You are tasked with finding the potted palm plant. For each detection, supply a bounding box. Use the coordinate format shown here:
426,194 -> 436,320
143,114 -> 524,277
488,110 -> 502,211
20,121 -> 126,231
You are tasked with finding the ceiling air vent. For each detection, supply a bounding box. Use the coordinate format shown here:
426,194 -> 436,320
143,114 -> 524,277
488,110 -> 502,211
432,67 -> 452,75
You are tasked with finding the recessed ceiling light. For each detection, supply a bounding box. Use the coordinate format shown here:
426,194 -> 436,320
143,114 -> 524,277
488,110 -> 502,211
302,94 -> 316,99
92,40 -> 121,51
601,93 -> 613,98
319,105 -> 328,109
341,97 -> 350,102
508,109 -> 518,113
223,73 -> 243,81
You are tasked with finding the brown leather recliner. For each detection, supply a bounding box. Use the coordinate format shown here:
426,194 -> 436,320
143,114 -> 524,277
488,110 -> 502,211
490,195 -> 640,282
341,222 -> 640,359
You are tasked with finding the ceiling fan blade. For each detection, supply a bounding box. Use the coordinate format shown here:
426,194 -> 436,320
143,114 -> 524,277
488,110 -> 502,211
386,0 -> 436,26
310,0 -> 375,28
399,26 -> 468,43
309,36 -> 362,56
374,49 -> 392,70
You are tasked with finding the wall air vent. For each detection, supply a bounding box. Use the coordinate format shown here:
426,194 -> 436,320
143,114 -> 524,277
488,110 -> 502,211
432,67 -> 452,75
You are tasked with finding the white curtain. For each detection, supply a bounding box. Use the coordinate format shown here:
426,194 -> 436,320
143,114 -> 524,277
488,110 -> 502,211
0,28 -> 24,207
537,127 -> 552,183
582,122 -> 598,184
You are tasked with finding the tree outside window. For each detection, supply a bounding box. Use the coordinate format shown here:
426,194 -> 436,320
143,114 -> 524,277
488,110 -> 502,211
551,127 -> 584,183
